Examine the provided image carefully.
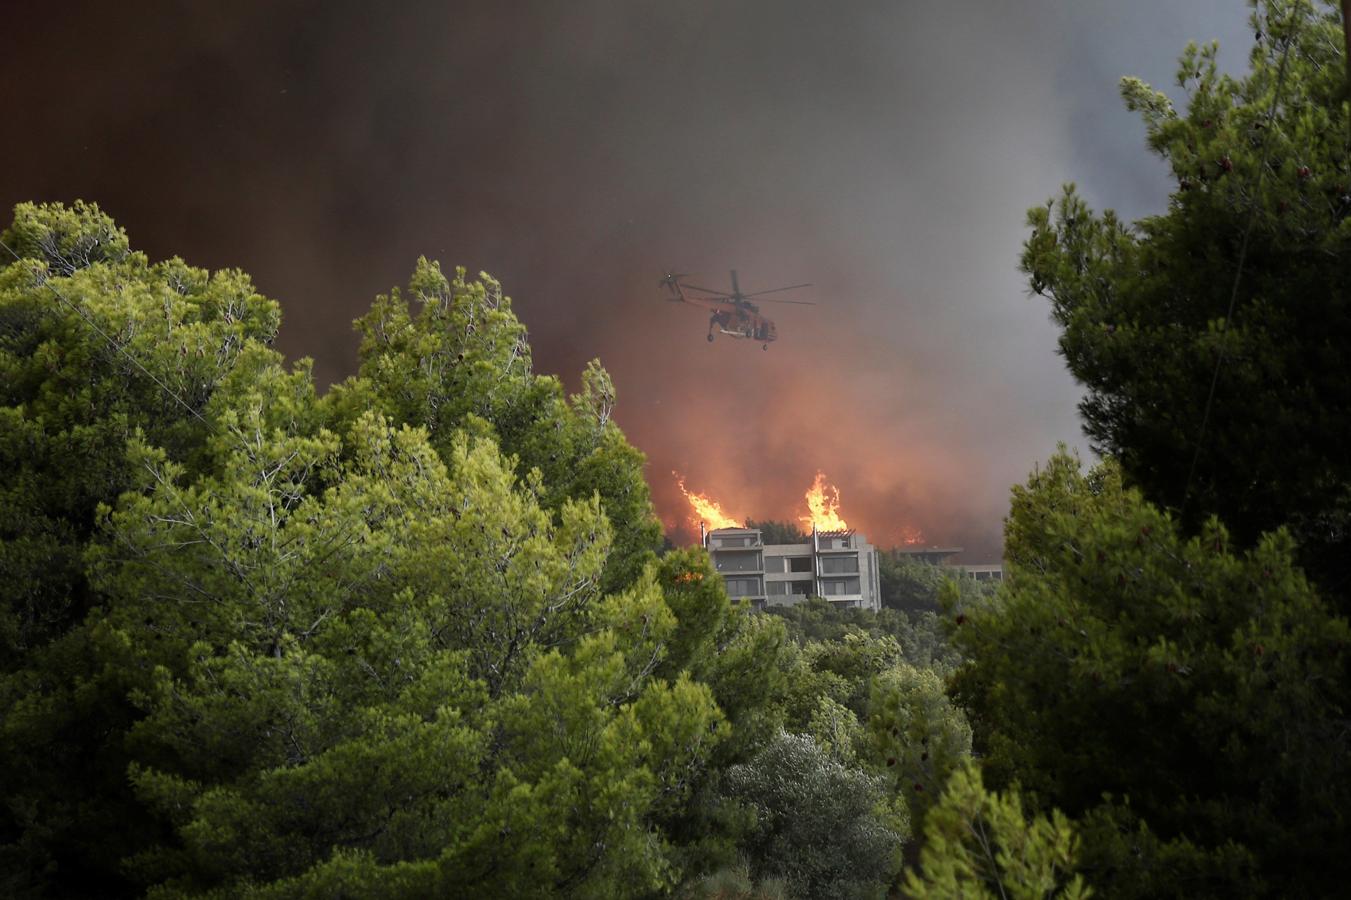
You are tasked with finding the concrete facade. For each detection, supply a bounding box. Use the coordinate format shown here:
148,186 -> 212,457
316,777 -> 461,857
954,563 -> 1005,583
893,547 -> 962,566
704,526 -> 882,612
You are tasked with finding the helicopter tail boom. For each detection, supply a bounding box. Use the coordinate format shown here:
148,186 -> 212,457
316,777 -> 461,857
658,272 -> 687,300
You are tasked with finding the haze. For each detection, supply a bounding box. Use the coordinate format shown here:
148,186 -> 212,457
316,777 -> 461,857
2,0 -> 1253,557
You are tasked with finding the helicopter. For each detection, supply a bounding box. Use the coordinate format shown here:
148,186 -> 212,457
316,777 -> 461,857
658,270 -> 813,349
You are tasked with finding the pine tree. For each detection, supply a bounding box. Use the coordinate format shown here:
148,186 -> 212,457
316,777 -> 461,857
0,203 -> 754,896
1021,0 -> 1351,602
951,451 -> 1351,896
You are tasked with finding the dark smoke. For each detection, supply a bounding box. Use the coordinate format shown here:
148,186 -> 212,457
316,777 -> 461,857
2,0 -> 1251,559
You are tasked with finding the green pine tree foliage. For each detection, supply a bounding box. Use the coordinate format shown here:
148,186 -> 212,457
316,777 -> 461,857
0,201 -> 282,660
785,631 -> 908,725
0,202 -> 761,897
676,864 -> 791,900
744,608 -> 974,863
647,549 -> 801,882
1020,0 -> 1351,600
0,201 -> 288,893
765,597 -> 963,674
743,519 -> 807,545
866,662 -> 972,839
98,413 -> 724,895
950,450 -> 1351,896
326,258 -> 661,593
904,763 -> 1089,900
878,552 -> 990,614
654,548 -> 793,763
719,731 -> 903,899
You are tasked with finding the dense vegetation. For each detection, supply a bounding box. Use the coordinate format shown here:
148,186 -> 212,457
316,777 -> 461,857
0,201 -> 980,897
983,0 -> 1351,894
2,1 -> 1347,897
1022,0 -> 1351,598
742,519 -> 807,545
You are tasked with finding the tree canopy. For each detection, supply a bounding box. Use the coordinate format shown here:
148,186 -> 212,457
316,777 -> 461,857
951,451 -> 1351,896
744,519 -> 808,545
0,202 -> 784,897
5,4 -> 1349,896
4,201 -> 974,899
1021,0 -> 1351,601
966,3 -> 1351,894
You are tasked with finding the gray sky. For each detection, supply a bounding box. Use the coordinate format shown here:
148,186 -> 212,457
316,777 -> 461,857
2,0 -> 1255,555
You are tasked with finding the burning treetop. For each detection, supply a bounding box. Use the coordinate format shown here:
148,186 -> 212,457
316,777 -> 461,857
800,471 -> 849,532
674,469 -> 925,546
674,472 -> 742,530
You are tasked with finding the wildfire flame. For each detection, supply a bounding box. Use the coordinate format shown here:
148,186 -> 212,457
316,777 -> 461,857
800,471 -> 850,532
676,469 -> 926,547
674,472 -> 742,530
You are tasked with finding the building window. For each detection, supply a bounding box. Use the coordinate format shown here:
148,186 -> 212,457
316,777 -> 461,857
715,551 -> 762,573
789,580 -> 813,595
764,556 -> 786,574
787,556 -> 812,573
724,576 -> 763,597
821,577 -> 861,596
767,581 -> 790,596
820,556 -> 859,574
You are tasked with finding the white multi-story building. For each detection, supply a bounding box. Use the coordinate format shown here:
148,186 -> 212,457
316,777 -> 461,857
704,526 -> 882,612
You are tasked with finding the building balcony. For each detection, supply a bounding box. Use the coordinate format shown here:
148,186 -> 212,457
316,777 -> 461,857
707,528 -> 765,550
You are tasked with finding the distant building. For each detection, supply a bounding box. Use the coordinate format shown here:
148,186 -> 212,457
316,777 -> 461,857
886,547 -> 1004,583
891,546 -> 963,567
953,563 -> 1005,583
703,526 -> 882,612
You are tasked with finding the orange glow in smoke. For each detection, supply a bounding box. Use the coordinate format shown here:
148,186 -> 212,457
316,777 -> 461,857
800,471 -> 850,532
899,525 -> 926,545
674,472 -> 742,530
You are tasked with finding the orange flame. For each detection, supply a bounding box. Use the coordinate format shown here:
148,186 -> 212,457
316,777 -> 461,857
799,471 -> 850,532
674,472 -> 742,530
899,525 -> 926,545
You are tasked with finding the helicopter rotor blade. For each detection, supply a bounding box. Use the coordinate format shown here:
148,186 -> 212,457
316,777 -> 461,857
754,297 -> 816,306
680,283 -> 734,297
743,283 -> 812,298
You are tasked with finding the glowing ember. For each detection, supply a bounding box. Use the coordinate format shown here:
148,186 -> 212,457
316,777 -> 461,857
799,471 -> 850,532
674,472 -> 742,530
899,526 -> 926,545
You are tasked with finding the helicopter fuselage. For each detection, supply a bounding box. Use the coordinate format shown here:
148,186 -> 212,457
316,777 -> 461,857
694,297 -> 777,343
